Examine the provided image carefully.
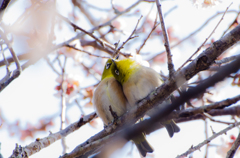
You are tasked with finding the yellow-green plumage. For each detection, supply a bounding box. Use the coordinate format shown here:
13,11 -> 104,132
93,59 -> 153,157
93,59 -> 127,125
111,58 -> 180,137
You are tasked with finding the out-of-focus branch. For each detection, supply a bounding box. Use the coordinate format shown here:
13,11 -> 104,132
156,0 -> 175,78
9,112 -> 97,158
221,11 -> 240,37
0,52 -> 31,67
57,13 -> 104,47
0,30 -> 22,92
13,0 -> 146,71
226,131 -> 240,158
0,0 -> 11,21
177,122 -> 240,158
60,56 -> 68,153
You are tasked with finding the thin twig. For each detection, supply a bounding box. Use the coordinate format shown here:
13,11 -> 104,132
176,122 -> 240,158
65,44 -> 109,58
177,3 -> 232,72
1,45 -> 10,73
75,99 -> 85,115
156,0 -> 175,78
57,13 -> 105,47
204,120 -> 209,158
221,11 -> 240,37
204,114 -> 235,125
0,31 -> 22,74
137,16 -> 159,54
44,56 -> 61,75
0,30 -> 22,92
113,15 -> 143,58
60,56 -> 68,154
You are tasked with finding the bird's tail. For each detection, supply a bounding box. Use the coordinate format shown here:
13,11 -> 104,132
132,132 -> 154,157
162,119 -> 180,138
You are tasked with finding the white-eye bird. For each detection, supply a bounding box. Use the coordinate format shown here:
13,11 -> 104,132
110,58 -> 180,137
93,59 -> 153,157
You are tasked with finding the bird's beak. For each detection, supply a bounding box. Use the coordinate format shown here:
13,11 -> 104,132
115,54 -> 120,60
111,58 -> 116,66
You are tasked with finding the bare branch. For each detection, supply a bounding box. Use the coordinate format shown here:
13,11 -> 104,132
60,56 -> 68,154
0,31 -> 22,92
221,11 -> 240,37
9,112 -> 97,158
57,13 -> 105,47
137,17 -> 159,54
44,56 -> 61,75
65,44 -> 109,58
215,54 -> 240,65
156,0 -> 175,78
177,122 -> 240,158
174,94 -> 240,118
204,120 -> 209,158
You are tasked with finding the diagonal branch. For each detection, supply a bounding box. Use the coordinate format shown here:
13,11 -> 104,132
9,112 -> 97,158
177,122 -> 240,158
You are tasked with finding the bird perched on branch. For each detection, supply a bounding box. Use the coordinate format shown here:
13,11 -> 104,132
93,58 -> 153,157
111,58 -> 180,138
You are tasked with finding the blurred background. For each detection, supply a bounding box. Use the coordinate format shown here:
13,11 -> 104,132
0,0 -> 240,157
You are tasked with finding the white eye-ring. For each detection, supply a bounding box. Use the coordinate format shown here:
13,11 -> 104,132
115,69 -> 119,75
106,63 -> 111,69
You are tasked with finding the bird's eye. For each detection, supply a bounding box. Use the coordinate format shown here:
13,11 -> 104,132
115,69 -> 119,75
106,63 -> 111,69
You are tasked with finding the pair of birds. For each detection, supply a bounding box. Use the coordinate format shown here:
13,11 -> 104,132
93,57 -> 180,157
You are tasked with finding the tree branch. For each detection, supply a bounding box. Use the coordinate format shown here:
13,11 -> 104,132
155,0 -> 175,78
177,122 -> 240,158
9,112 -> 97,158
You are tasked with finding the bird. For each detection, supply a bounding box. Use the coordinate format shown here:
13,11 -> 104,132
93,58 -> 154,157
110,58 -> 180,138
